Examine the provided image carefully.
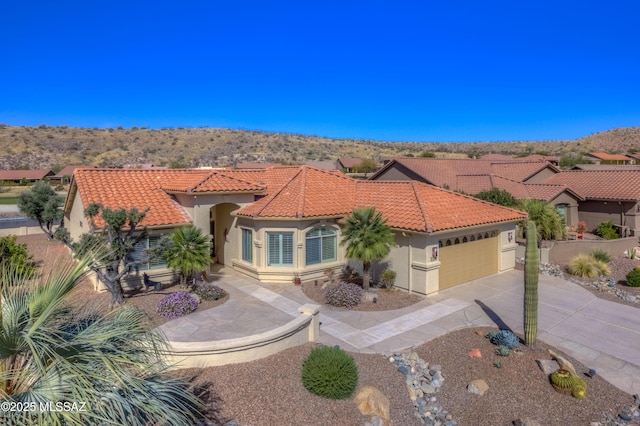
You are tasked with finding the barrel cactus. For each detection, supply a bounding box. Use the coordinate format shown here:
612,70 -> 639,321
550,368 -> 587,399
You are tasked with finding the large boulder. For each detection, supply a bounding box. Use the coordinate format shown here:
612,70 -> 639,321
355,386 -> 391,424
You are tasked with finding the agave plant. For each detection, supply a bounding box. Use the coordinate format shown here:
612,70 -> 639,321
0,256 -> 203,425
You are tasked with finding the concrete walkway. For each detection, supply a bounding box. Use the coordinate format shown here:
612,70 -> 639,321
159,268 -> 640,396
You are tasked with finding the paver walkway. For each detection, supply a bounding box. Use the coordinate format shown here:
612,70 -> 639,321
160,268 -> 640,396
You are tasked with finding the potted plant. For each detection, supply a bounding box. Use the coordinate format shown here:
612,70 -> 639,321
576,221 -> 587,239
293,273 -> 301,286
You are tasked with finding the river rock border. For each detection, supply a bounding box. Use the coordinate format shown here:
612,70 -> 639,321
387,351 -> 457,426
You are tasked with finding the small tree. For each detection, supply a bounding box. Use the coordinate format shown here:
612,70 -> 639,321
0,235 -> 35,279
473,188 -> 518,208
17,180 -> 64,240
70,203 -> 154,306
340,207 -> 397,291
517,199 -> 565,240
164,226 -> 211,288
353,158 -> 378,174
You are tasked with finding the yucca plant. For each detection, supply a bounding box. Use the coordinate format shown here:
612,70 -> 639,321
0,256 -> 203,425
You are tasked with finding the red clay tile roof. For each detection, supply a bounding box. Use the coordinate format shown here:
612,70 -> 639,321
236,167 -> 526,232
489,162 -> 558,182
0,169 -> 54,180
546,170 -> 640,201
587,152 -> 633,162
478,153 -> 514,161
161,169 -> 265,193
70,169 -> 197,228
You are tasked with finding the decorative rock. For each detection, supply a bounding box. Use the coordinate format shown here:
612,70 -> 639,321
587,369 -> 597,378
467,379 -> 489,396
536,359 -> 560,376
468,348 -> 482,358
619,413 -> 632,422
406,382 -> 417,401
355,386 -> 391,423
513,419 -> 542,426
548,349 -> 577,376
421,383 -> 436,394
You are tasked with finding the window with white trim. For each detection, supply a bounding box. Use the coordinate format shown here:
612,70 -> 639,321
267,232 -> 294,266
241,228 -> 253,263
128,235 -> 167,271
305,227 -> 337,265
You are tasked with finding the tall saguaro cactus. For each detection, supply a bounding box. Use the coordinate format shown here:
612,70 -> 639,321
524,220 -> 539,346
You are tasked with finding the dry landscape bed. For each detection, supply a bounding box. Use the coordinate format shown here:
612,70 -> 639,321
18,235 -> 640,425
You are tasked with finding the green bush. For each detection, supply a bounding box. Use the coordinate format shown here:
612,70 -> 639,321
590,249 -> 611,263
302,346 -> 358,399
379,268 -> 397,289
626,268 -> 640,287
594,221 -> 619,240
193,283 -> 226,301
567,255 -> 610,278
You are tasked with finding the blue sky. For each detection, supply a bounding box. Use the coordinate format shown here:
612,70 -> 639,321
1,1 -> 639,142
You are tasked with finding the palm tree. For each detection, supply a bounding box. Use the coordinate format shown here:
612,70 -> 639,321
517,199 -> 566,240
0,256 -> 204,425
340,207 -> 397,291
164,226 -> 211,287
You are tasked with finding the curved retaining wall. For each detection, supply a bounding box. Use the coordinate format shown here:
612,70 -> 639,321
162,303 -> 320,369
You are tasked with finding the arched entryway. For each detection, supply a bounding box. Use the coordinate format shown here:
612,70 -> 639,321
209,203 -> 240,265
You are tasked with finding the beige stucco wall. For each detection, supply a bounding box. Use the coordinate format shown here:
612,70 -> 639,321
232,217 -> 346,283
523,167 -> 556,183
578,200 -> 638,236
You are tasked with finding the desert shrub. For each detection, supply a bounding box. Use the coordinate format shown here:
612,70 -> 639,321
568,255 -> 610,278
301,346 -> 358,399
626,268 -> 640,287
590,249 -> 611,263
379,269 -> 397,289
193,283 -> 226,301
495,345 -> 510,357
156,291 -> 198,318
324,281 -> 363,308
594,221 -> 619,240
486,329 -> 520,349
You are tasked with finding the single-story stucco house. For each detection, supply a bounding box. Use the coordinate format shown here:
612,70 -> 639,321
64,166 -> 526,295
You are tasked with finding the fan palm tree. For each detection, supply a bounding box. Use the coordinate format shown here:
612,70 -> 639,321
517,199 -> 566,240
340,207 -> 397,291
164,226 -> 211,287
0,256 -> 204,425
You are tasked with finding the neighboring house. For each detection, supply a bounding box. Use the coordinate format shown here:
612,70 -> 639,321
545,170 -> 640,236
303,160 -> 339,170
571,164 -> 640,171
336,157 -> 363,172
64,166 -> 526,295
584,152 -> 635,165
235,162 -> 281,169
0,169 -> 54,184
370,158 -> 581,226
51,165 -> 95,185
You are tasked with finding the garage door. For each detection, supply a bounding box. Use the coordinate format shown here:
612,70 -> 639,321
438,233 -> 498,290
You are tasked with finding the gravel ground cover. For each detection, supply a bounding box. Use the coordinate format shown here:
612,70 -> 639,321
17,234 -> 640,425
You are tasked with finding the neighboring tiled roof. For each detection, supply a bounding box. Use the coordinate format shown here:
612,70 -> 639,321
337,157 -> 363,168
545,170 -> 640,201
54,165 -> 94,178
236,167 -> 526,232
455,175 -> 493,195
303,160 -> 339,170
586,152 -> 633,162
489,161 -> 558,182
235,162 -> 281,169
478,153 -> 514,161
572,164 -> 640,171
0,169 -> 54,180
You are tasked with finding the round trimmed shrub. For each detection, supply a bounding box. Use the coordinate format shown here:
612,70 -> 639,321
302,346 -> 358,399
156,291 -> 198,318
193,283 -> 226,301
626,267 -> 640,287
324,281 -> 363,308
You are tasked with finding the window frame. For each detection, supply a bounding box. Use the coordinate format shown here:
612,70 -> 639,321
241,228 -> 253,263
266,231 -> 294,267
305,227 -> 337,266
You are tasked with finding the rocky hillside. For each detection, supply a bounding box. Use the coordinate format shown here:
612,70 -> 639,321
0,124 -> 638,170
